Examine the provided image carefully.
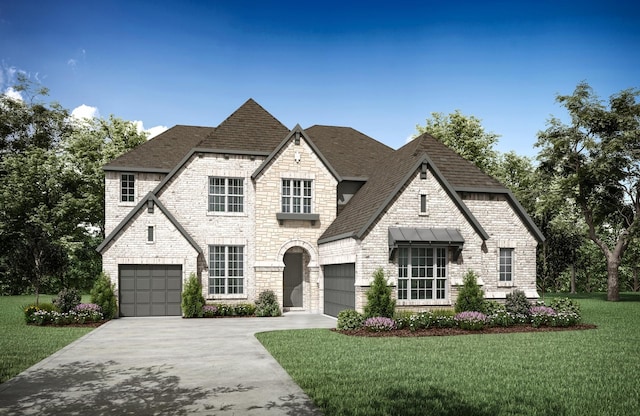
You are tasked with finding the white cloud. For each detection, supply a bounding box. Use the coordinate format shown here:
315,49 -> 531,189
71,104 -> 100,120
4,87 -> 23,101
145,125 -> 169,139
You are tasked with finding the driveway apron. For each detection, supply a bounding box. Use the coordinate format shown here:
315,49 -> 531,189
0,313 -> 336,415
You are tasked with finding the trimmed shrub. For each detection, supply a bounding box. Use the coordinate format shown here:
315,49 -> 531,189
204,303 -> 257,317
255,290 -> 281,317
482,300 -> 505,316
53,288 -> 81,313
90,273 -> 118,319
364,268 -> 395,318
363,317 -> 397,332
182,273 -> 205,318
337,309 -> 364,330
455,270 -> 484,313
454,311 -> 488,330
505,290 -> 531,318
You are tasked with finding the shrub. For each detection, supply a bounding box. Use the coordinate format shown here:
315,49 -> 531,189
235,303 -> 256,316
455,270 -> 485,313
529,305 -> 557,327
182,273 -> 205,318
407,311 -> 433,331
394,310 -> 414,329
505,290 -> 531,318
482,300 -> 505,315
363,317 -> 397,332
202,305 -> 218,317
52,288 -> 81,313
23,303 -> 58,323
255,290 -> 281,317
487,310 -> 517,327
549,297 -> 581,318
550,311 -> 581,327
454,311 -> 488,330
337,309 -> 364,330
364,268 -> 395,318
72,303 -> 104,323
90,273 -> 118,319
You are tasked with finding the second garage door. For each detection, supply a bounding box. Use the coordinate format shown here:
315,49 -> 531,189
323,263 -> 355,317
119,265 -> 182,317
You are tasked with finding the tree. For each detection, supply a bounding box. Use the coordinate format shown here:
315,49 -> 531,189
364,268 -> 395,318
416,110 -> 500,175
536,82 -> 640,301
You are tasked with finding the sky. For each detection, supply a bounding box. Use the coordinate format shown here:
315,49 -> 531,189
1,0 -> 638,157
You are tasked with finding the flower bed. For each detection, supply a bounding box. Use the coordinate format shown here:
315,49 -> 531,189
336,297 -> 592,337
24,303 -> 105,326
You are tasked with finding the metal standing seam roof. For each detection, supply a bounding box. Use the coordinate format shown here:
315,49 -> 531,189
388,227 -> 465,247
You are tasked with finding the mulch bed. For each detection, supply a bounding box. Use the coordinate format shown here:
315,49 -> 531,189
334,324 -> 597,337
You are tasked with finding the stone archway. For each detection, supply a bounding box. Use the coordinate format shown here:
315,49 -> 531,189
282,247 -> 310,309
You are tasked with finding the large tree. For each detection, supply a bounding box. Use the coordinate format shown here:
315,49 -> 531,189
0,81 -> 147,295
416,110 -> 500,176
536,82 -> 640,301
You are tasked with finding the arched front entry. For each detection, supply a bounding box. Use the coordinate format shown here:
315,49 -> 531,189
283,247 -> 310,309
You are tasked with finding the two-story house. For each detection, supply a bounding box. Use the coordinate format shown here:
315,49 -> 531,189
97,99 -> 544,317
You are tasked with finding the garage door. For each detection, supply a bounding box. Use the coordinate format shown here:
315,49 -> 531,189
119,265 -> 182,317
323,263 -> 355,317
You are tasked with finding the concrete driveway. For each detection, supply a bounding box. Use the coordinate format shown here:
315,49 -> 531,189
0,312 -> 336,415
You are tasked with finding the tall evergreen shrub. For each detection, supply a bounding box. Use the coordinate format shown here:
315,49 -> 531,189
364,268 -> 395,318
90,273 -> 118,319
181,273 -> 205,318
455,270 -> 485,313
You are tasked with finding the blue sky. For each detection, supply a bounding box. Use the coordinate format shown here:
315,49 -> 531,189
1,0 -> 638,157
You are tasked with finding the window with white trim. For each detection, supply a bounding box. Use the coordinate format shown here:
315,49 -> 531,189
398,247 -> 447,300
208,177 -> 244,213
499,248 -> 514,283
281,179 -> 312,213
209,245 -> 244,295
121,174 -> 135,202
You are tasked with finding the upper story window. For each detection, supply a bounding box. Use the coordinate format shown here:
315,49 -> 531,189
420,194 -> 427,214
121,174 -> 135,202
398,247 -> 447,301
208,177 -> 244,213
499,248 -> 514,283
282,179 -> 312,213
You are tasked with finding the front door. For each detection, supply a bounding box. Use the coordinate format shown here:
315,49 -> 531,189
283,252 -> 303,307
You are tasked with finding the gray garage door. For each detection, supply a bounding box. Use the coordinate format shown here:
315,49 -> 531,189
119,265 -> 182,317
324,263 -> 355,317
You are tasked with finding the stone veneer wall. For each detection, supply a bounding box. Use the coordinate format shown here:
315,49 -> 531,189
254,137 -> 338,313
104,171 -> 164,235
155,153 -> 263,301
101,202 -> 199,301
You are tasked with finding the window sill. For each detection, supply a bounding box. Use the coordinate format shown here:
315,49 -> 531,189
206,211 -> 248,218
497,282 -> 514,287
207,295 -> 248,301
276,212 -> 320,225
397,299 -> 451,307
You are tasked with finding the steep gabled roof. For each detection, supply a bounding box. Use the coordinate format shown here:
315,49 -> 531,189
96,193 -> 202,255
197,98 -> 289,152
319,132 -> 545,244
305,125 -> 395,179
103,125 -> 214,172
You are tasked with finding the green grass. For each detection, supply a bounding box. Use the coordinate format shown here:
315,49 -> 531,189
257,293 -> 640,416
0,295 -> 94,384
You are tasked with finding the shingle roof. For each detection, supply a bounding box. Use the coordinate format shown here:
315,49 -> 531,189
197,98 -> 289,153
319,132 -> 506,241
103,125 -> 214,172
304,125 -> 395,178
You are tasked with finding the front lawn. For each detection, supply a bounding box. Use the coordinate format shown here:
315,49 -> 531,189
0,295 -> 94,384
257,293 -> 640,416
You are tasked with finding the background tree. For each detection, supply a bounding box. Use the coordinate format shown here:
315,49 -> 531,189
536,82 -> 640,301
416,110 -> 500,175
0,80 -> 147,295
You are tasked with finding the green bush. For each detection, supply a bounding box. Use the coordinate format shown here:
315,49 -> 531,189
52,288 -> 81,313
90,273 -> 118,319
255,290 -> 281,317
181,273 -> 205,318
337,309 -> 364,330
23,303 -> 58,323
505,290 -> 532,317
455,270 -> 484,313
482,300 -> 505,315
364,268 -> 395,318
549,297 -> 581,317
